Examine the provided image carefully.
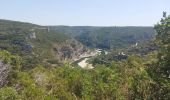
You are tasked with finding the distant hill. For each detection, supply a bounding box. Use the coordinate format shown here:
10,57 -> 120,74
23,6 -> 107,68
50,26 -> 156,49
0,19 -> 86,68
0,19 -> 157,69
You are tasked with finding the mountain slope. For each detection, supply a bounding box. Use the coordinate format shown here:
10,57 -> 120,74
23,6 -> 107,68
50,26 -> 156,49
0,19 -> 86,68
0,19 -> 157,68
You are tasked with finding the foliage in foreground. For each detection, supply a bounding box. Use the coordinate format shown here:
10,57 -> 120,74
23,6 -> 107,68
0,13 -> 169,100
0,53 -> 156,100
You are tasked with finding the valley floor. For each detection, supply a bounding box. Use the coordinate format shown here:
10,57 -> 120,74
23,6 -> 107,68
74,49 -> 102,69
78,58 -> 93,69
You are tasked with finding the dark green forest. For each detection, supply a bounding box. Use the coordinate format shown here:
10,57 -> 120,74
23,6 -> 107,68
50,26 -> 156,49
0,13 -> 170,100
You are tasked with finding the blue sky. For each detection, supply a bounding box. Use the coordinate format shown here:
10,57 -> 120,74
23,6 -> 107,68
0,0 -> 170,26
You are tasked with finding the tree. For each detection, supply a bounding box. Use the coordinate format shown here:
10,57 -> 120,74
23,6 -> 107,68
154,12 -> 170,78
151,12 -> 170,99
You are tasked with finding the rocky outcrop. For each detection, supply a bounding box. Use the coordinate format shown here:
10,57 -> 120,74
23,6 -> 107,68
29,32 -> 36,39
0,61 -> 10,87
52,39 -> 87,61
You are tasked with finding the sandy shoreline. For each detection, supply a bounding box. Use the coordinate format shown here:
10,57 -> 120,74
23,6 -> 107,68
76,49 -> 102,69
78,58 -> 94,69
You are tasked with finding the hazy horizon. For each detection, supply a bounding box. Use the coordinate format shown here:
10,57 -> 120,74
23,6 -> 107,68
0,0 -> 170,26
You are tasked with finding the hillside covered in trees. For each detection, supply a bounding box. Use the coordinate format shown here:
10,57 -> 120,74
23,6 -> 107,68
0,13 -> 170,100
50,26 -> 156,49
0,19 -> 87,69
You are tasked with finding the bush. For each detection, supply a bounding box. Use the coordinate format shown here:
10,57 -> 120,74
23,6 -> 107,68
0,87 -> 20,100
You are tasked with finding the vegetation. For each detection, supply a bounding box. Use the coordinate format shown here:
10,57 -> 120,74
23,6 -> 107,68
0,13 -> 169,99
50,26 -> 156,49
0,51 -> 155,99
0,19 -> 86,69
148,12 -> 170,99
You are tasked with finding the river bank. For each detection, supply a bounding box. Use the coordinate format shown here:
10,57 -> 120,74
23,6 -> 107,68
72,49 -> 102,69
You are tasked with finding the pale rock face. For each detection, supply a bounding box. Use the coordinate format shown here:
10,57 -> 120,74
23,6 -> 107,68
0,61 -> 10,87
29,32 -> 36,39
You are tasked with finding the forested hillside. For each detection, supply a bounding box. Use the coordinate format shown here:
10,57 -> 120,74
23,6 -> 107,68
0,13 -> 170,100
0,19 -> 86,69
50,26 -> 156,49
